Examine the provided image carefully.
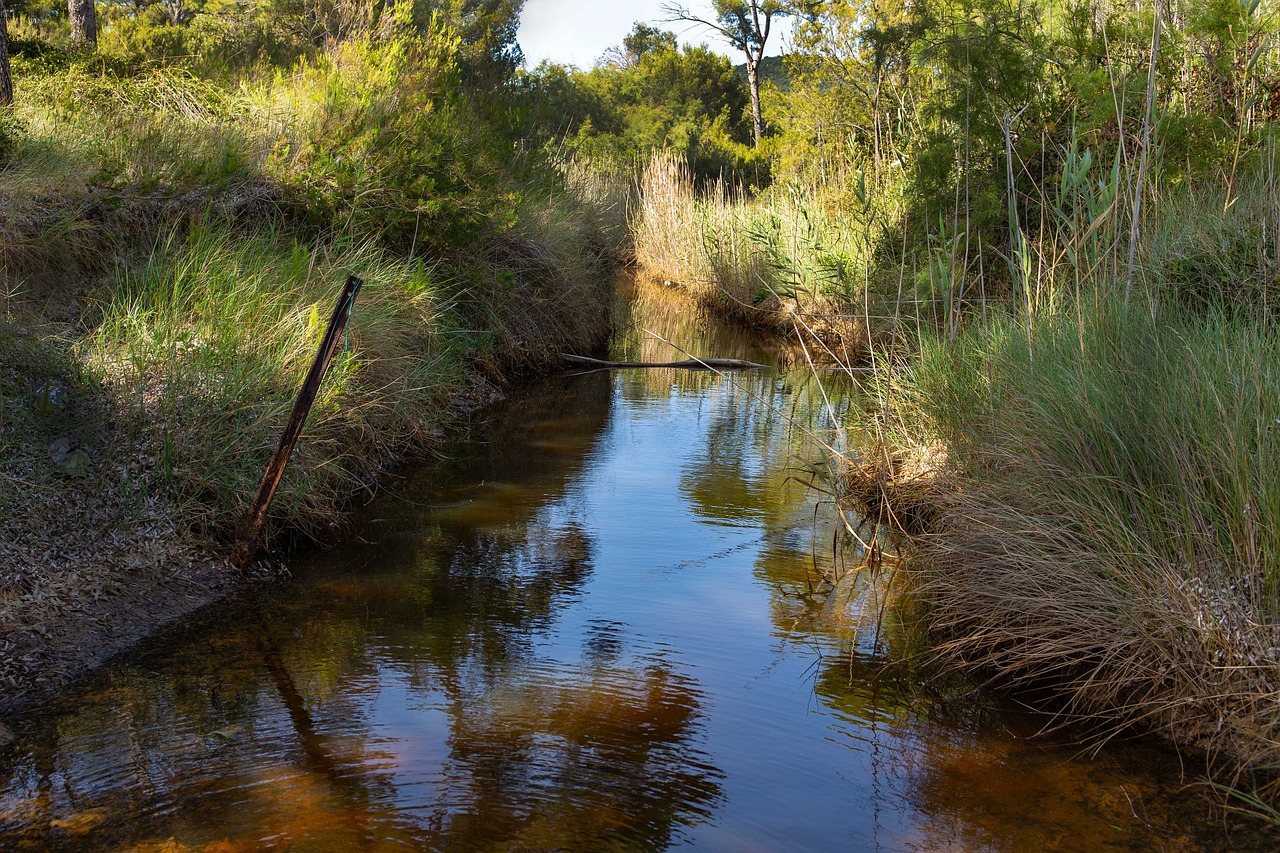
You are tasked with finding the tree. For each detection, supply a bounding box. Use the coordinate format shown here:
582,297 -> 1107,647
662,1 -> 796,147
420,0 -> 525,86
0,0 -> 11,107
601,22 -> 678,69
518,32 -> 756,181
69,0 -> 97,49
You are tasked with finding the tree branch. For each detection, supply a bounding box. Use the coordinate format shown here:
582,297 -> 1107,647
660,2 -> 749,53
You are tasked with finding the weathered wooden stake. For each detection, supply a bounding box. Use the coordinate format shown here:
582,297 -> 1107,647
230,274 -> 362,571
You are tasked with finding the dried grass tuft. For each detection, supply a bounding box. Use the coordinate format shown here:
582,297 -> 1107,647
840,442 -> 946,537
875,301 -> 1280,801
631,151 -> 889,358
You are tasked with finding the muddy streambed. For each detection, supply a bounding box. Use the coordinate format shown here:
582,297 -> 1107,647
0,275 -> 1268,850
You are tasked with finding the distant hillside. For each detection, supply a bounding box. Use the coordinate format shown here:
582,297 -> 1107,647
734,55 -> 790,93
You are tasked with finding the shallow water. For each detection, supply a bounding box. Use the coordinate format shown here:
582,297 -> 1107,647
0,275 -> 1269,851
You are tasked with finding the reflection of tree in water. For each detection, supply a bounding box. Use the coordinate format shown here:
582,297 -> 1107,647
810,652 -> 1268,853
679,371 -> 850,530
411,370 -> 616,502
0,623 -> 407,850
0,361 -> 726,850
322,520 -> 724,849
430,656 -> 723,850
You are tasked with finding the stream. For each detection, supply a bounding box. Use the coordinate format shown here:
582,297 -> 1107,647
0,274 -> 1265,851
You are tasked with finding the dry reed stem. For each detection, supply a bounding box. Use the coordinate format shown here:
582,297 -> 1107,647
633,152 -> 880,361
884,447 -> 1280,801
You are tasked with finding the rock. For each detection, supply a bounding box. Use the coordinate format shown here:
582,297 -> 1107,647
56,449 -> 92,478
48,437 -> 71,463
34,381 -> 70,416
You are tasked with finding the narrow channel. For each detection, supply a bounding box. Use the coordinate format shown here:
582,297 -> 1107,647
0,274 -> 1255,850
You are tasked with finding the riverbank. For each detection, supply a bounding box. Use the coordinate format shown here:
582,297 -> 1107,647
0,221 -> 613,713
627,146 -> 1280,812
0,218 -> 613,713
839,178 -> 1280,814
0,40 -> 619,711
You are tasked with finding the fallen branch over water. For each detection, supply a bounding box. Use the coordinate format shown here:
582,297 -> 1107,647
562,354 -> 767,370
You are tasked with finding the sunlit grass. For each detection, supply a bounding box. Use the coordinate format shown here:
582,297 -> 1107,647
632,151 -> 903,361
86,223 -> 469,539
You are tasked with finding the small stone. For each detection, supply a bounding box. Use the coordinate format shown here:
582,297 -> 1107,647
56,450 -> 92,478
34,381 -> 69,416
48,437 -> 71,463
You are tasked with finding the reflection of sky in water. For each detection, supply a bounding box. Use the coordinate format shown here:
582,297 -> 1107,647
0,275 -> 1269,852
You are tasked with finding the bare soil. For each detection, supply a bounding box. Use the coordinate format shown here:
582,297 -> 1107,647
0,394 -> 240,712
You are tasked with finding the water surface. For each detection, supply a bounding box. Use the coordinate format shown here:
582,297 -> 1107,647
0,275 -> 1266,851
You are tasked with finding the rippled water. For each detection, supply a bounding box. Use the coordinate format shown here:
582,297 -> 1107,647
0,275 -> 1269,851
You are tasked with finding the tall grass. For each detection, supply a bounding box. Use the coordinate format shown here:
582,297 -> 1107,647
631,151 -> 892,360
828,156 -> 1280,804
558,155 -> 635,260
1141,174 -> 1280,314
86,224 -> 471,540
891,300 -> 1280,793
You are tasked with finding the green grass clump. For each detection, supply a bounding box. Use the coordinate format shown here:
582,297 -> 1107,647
1140,176 -> 1280,316
87,224 -> 470,540
893,298 -> 1280,793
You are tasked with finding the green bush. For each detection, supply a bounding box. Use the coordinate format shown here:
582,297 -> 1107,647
99,5 -> 189,70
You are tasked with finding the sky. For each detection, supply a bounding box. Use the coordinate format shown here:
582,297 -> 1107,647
516,0 -> 776,70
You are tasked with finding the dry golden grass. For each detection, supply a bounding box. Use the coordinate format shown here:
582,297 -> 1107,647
856,300 -> 1280,807
632,152 -> 878,362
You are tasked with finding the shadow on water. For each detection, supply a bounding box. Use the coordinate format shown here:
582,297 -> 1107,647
0,272 -> 1276,851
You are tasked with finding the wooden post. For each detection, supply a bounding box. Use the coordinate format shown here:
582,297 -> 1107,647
230,274 -> 362,571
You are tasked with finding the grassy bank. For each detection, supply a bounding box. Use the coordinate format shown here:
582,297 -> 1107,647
825,171 -> 1280,811
0,17 -> 619,708
898,302 -> 1280,781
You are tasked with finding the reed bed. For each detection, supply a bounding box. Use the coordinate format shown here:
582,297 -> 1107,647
632,152 -> 880,362
830,167 -> 1280,810
890,302 -> 1280,798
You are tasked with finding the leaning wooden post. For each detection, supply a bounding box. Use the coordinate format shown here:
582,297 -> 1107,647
230,274 -> 362,571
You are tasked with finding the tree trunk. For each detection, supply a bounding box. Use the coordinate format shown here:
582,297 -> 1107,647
69,0 -> 97,50
0,0 -> 12,108
746,56 -> 763,148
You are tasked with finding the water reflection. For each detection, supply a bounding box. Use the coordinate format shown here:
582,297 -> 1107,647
0,273 -> 1273,851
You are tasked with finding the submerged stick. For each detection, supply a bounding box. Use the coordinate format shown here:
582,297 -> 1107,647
562,354 -> 767,370
230,274 -> 362,571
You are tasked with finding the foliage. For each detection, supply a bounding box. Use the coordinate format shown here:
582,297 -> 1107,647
0,0 -> 615,548
518,24 -> 763,184
779,0 -> 1280,263
264,8 -> 483,247
661,1 -> 800,145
